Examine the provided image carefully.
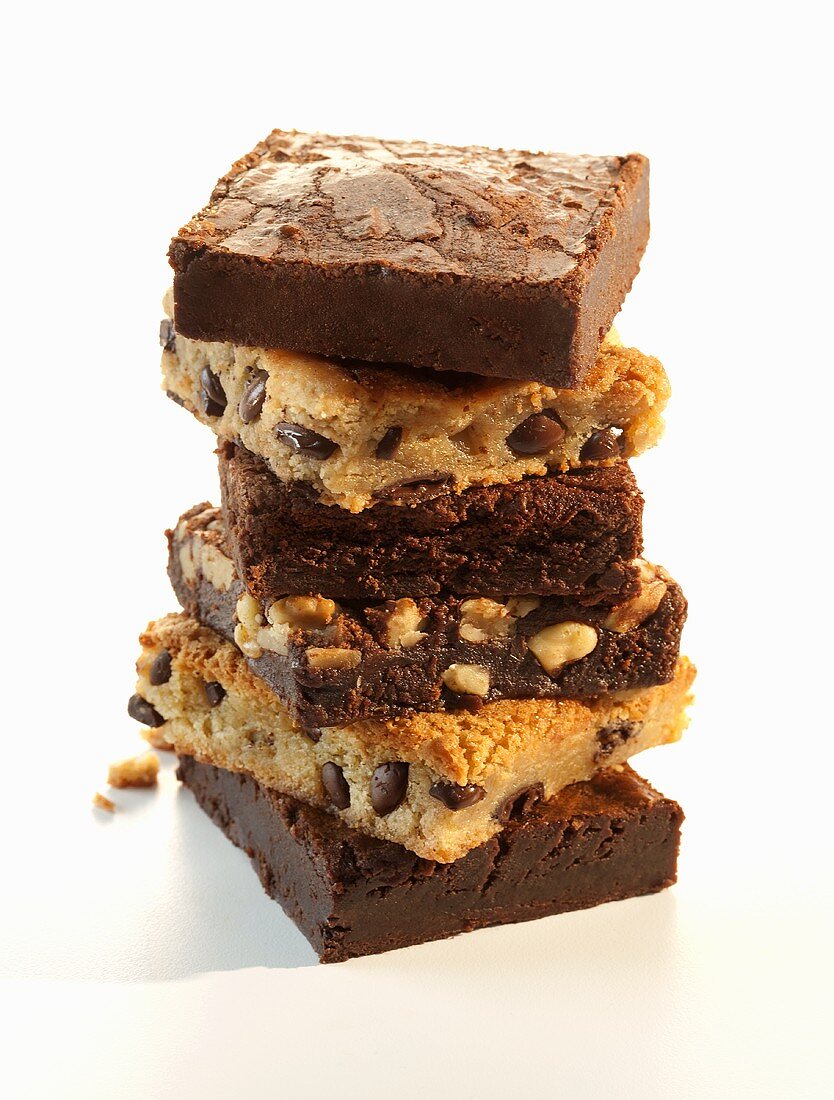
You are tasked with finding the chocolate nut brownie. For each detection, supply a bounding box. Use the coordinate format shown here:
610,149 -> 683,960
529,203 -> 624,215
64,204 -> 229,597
161,308 -> 668,512
178,757 -> 683,962
168,130 -> 649,387
218,442 -> 646,601
169,503 -> 686,728
132,612 -> 695,862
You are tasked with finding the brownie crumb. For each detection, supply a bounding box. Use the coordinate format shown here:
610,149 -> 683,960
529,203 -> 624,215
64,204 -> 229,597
107,752 -> 160,789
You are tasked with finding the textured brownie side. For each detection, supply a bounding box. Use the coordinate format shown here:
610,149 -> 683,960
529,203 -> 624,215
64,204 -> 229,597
169,130 -> 649,386
176,757 -> 682,963
218,442 -> 644,601
168,506 -> 686,728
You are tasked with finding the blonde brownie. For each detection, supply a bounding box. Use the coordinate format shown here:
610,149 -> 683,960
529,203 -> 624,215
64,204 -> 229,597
161,303 -> 668,512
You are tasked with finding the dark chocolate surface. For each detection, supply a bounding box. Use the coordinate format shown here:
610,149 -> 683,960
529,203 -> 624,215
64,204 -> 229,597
177,756 -> 682,963
169,505 -> 685,728
218,442 -> 645,602
169,130 -> 649,387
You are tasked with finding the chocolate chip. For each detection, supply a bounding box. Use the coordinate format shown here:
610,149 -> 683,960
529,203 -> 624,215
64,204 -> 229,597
166,390 -> 186,408
506,411 -> 565,455
372,475 -> 452,505
159,318 -> 176,352
375,426 -> 403,460
495,783 -> 544,822
127,694 -> 164,728
321,762 -> 351,810
305,728 -> 323,744
200,366 -> 227,417
429,779 -> 485,811
239,369 -> 269,423
371,762 -> 409,815
595,722 -> 635,761
203,681 -> 226,707
149,650 -> 172,686
580,427 -> 625,462
275,422 -> 338,459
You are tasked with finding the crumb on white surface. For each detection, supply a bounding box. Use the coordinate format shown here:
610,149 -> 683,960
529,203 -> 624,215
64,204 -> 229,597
107,752 -> 160,789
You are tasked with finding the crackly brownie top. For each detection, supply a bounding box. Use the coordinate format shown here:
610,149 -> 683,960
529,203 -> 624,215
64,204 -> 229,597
171,129 -> 647,287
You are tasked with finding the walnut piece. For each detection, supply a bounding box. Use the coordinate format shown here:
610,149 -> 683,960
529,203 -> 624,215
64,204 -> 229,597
306,647 -> 361,671
603,563 -> 668,633
442,663 -> 491,696
235,593 -> 294,657
385,599 -> 427,647
107,752 -> 160,789
234,592 -> 267,658
505,597 -> 540,619
458,598 -> 513,642
199,542 -> 235,591
528,622 -> 598,674
269,595 -> 336,630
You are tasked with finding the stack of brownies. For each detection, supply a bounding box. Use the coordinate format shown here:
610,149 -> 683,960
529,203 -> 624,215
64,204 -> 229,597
129,130 -> 694,962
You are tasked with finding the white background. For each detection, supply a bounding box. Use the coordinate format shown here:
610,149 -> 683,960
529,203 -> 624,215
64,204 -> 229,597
3,2 -> 832,1096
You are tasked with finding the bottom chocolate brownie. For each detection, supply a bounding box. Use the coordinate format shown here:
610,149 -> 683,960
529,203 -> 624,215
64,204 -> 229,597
177,756 -> 683,962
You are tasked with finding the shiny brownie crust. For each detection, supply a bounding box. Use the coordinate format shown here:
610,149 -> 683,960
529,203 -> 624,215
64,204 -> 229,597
169,130 -> 649,387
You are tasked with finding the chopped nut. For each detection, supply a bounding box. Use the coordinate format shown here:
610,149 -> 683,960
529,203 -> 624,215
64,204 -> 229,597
107,752 -> 160,789
528,622 -> 598,674
603,564 -> 668,633
306,647 -> 361,671
269,595 -> 336,630
93,792 -> 115,812
442,663 -> 491,696
236,592 -> 264,642
385,599 -> 427,647
505,597 -> 540,619
199,542 -> 235,591
177,528 -> 196,584
236,592 -> 290,657
234,623 -> 262,659
458,598 -> 514,642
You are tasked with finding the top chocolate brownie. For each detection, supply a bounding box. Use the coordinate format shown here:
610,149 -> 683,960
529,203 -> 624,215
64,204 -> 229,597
169,130 -> 649,386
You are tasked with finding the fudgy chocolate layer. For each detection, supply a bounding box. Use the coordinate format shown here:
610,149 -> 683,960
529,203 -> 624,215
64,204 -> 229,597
218,442 -> 645,601
177,756 -> 682,963
169,504 -> 685,729
169,130 -> 649,387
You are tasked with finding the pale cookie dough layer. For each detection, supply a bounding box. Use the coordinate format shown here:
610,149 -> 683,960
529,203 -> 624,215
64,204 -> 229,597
161,306 -> 669,512
134,613 -> 695,862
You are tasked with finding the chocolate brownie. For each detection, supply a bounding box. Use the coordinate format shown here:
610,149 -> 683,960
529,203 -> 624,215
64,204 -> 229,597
169,130 -> 649,387
176,757 -> 683,962
169,504 -> 686,728
218,442 -> 645,601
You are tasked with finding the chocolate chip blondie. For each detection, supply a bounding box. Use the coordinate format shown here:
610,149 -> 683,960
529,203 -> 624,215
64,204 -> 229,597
162,311 -> 668,512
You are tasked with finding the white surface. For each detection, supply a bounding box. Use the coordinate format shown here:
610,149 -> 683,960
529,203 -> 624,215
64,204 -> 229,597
3,2 -> 833,1096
